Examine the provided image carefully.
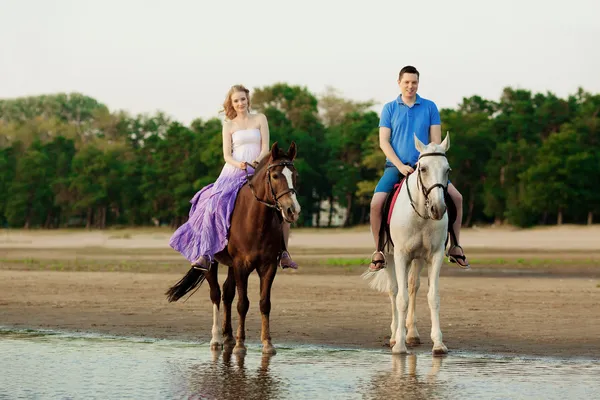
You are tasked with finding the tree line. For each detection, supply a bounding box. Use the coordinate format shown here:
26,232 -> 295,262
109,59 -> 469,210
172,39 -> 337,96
0,85 -> 598,229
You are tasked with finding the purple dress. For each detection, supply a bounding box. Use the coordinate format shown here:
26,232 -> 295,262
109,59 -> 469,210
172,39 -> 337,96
169,129 -> 261,263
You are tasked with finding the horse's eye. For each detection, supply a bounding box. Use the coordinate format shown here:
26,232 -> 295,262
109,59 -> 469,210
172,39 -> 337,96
420,166 -> 427,173
272,173 -> 279,179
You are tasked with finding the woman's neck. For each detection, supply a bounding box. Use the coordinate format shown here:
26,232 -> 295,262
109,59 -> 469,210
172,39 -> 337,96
235,111 -> 249,120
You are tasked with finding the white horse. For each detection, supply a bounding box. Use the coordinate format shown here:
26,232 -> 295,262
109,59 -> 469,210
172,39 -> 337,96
363,133 -> 451,355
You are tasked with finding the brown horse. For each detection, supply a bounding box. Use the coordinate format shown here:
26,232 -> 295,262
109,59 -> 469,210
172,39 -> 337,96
166,142 -> 300,355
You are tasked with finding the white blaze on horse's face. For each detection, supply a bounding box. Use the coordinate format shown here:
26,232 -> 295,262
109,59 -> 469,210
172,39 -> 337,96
414,133 -> 451,221
282,167 -> 301,222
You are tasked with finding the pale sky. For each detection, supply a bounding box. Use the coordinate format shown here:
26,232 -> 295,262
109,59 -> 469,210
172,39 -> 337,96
2,0 -> 599,124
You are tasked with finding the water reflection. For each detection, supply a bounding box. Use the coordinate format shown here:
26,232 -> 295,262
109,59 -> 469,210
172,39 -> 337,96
361,354 -> 446,400
176,349 -> 286,400
1,329 -> 599,400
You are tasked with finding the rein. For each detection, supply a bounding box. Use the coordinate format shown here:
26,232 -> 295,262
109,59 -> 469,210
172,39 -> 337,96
244,160 -> 297,212
405,152 -> 448,220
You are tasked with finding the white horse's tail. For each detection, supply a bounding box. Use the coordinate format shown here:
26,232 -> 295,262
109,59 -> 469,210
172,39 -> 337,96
361,257 -> 397,293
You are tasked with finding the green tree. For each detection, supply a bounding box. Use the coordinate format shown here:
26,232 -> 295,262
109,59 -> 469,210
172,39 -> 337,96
326,111 -> 379,226
521,126 -> 582,225
441,100 -> 494,226
5,142 -> 51,228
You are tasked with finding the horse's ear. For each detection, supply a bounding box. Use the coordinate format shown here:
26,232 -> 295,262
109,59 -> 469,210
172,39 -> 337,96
414,133 -> 426,153
270,142 -> 280,160
441,131 -> 450,152
287,141 -> 297,160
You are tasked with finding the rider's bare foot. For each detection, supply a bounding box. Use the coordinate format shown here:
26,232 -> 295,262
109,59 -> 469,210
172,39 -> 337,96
447,245 -> 470,269
279,251 -> 298,269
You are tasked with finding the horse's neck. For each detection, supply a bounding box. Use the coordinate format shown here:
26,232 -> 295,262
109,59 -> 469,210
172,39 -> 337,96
240,173 -> 281,231
250,169 -> 269,199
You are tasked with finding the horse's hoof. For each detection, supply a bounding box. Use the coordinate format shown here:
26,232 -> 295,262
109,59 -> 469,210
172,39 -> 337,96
210,341 -> 223,351
233,345 -> 247,355
391,344 -> 408,354
432,344 -> 448,356
407,336 -> 421,346
262,344 -> 277,355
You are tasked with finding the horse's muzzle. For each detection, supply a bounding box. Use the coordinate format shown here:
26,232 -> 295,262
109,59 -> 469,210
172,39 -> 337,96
430,204 -> 447,221
282,204 -> 300,223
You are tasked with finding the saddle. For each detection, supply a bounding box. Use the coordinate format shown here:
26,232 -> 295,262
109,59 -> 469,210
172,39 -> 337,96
378,177 -> 457,253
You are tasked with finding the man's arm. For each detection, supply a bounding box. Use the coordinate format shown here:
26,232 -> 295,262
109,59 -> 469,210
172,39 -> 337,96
380,127 -> 414,175
429,124 -> 442,144
379,127 -> 404,169
429,102 -> 442,144
379,103 -> 414,174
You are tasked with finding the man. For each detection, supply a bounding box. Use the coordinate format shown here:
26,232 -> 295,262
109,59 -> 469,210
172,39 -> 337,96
368,65 -> 470,271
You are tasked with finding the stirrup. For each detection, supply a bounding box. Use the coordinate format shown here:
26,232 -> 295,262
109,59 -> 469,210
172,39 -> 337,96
368,250 -> 386,272
191,256 -> 211,272
446,245 -> 470,270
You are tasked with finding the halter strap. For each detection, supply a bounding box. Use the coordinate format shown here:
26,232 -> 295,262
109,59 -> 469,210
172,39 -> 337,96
418,152 -> 447,160
245,160 -> 297,213
406,152 -> 449,220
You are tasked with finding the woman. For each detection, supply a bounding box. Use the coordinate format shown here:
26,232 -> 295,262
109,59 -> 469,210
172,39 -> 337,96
169,84 -> 297,271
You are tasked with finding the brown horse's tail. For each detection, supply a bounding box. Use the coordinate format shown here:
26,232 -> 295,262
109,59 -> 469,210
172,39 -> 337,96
165,267 -> 206,302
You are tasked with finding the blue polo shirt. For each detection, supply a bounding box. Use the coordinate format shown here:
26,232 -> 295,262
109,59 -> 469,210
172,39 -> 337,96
379,94 -> 441,166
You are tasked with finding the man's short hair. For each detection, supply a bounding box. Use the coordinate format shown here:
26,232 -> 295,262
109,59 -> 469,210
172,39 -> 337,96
399,66 -> 420,80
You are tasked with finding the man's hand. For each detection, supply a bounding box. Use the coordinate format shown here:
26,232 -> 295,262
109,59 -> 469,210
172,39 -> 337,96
398,164 -> 414,176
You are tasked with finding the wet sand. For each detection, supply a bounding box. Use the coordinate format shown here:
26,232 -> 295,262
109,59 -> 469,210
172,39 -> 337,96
1,226 -> 599,357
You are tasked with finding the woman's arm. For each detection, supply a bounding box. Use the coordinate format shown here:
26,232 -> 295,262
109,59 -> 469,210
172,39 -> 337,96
253,113 -> 271,165
222,122 -> 247,169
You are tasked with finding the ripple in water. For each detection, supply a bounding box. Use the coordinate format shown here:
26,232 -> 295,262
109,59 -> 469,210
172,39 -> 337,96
0,329 -> 598,399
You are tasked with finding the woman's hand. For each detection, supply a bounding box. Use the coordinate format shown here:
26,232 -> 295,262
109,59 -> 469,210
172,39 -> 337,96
239,161 -> 247,170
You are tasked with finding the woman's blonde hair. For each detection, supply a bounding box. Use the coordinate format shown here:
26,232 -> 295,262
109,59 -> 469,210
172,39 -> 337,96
221,84 -> 251,121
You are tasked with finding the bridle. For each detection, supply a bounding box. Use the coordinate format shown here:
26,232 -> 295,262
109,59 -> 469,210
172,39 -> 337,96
245,160 -> 297,213
406,152 -> 449,220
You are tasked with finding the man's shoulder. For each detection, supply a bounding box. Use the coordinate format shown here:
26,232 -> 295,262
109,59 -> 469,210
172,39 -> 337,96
417,95 -> 438,109
382,99 -> 398,112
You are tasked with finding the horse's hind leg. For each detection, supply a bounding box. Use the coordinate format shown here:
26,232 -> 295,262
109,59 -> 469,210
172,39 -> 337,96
221,267 -> 236,348
257,265 -> 277,355
204,261 -> 222,350
233,267 -> 251,355
406,259 -> 422,346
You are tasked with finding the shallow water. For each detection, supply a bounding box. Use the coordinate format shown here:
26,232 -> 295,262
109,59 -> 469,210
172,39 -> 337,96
1,328 -> 598,399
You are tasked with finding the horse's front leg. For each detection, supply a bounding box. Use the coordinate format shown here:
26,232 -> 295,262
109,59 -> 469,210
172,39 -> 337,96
391,250 -> 410,354
233,268 -> 250,355
221,267 -> 236,349
389,284 -> 398,348
257,264 -> 277,355
385,260 -> 399,347
406,259 -> 422,345
428,251 -> 448,355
